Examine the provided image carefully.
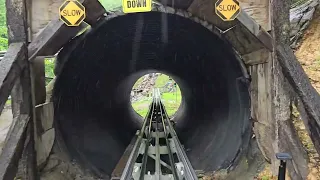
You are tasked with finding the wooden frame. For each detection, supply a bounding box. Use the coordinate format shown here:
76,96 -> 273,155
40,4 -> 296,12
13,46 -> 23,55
0,0 -> 34,178
1,0 -> 319,179
0,0 -> 107,179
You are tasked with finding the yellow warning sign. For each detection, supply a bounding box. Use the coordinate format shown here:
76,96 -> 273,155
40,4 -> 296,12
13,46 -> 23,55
122,0 -> 152,14
215,0 -> 241,21
59,0 -> 86,26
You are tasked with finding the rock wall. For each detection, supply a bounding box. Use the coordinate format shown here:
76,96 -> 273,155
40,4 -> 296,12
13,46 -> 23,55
290,0 -> 320,48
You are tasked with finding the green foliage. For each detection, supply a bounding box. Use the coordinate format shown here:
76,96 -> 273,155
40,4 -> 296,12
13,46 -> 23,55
161,87 -> 181,116
44,58 -> 55,85
99,0 -> 122,10
155,74 -> 170,88
0,37 -> 7,50
0,0 -> 7,50
131,98 -> 152,117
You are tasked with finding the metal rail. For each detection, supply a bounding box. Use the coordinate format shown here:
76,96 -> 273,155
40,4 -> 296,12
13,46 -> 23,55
119,88 -> 198,180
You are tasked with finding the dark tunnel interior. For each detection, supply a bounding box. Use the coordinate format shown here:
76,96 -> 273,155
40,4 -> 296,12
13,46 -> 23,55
52,11 -> 251,177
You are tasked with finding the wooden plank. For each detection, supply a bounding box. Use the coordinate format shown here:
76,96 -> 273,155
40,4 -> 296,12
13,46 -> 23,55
28,0 -> 106,61
239,0 -> 274,170
249,57 -> 273,162
0,43 -> 27,115
10,60 -> 37,180
242,48 -> 270,65
36,102 -> 54,132
188,0 -> 236,30
238,0 -> 271,31
156,0 -> 194,9
236,12 -> 273,51
270,0 -> 308,177
30,56 -> 55,167
30,57 -> 46,137
82,0 -> 106,26
223,25 -> 266,55
187,0 -> 273,55
1,67 -> 33,180
0,115 -> 30,180
6,0 -> 28,43
37,128 -> 55,167
4,0 -> 37,178
28,19 -> 86,61
276,44 -> 320,154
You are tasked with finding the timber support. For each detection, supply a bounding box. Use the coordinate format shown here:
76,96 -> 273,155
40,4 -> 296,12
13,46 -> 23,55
0,0 -> 35,179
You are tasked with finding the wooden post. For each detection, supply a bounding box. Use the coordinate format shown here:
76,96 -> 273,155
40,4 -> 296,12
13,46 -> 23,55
0,0 -> 37,179
28,0 -> 106,61
238,0 -> 309,178
30,56 -> 56,168
239,0 -> 309,178
237,0 -> 275,165
270,0 -> 309,178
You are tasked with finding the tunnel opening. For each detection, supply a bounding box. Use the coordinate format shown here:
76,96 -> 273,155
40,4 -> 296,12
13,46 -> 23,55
53,11 -> 251,177
130,73 -> 182,119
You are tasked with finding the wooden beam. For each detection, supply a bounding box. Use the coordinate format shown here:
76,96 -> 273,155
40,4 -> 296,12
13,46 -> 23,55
242,48 -> 270,65
82,0 -> 106,26
0,115 -> 30,180
29,57 -> 56,167
28,20 -> 86,61
156,0 -> 194,9
187,0 -> 273,55
30,57 -> 47,136
5,0 -> 28,43
237,0 -> 274,167
276,44 -> 320,154
0,43 -> 27,115
1,0 -> 37,179
1,67 -> 35,180
28,0 -> 106,61
236,11 -> 273,51
269,0 -> 309,177
0,63 -> 34,180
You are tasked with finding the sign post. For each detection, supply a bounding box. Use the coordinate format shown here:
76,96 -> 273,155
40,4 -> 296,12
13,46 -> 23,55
122,0 -> 152,14
215,0 -> 241,21
59,0 -> 86,26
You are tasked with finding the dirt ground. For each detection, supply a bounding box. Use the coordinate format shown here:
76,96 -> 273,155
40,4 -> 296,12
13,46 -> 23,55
0,106 -> 13,155
295,9 -> 320,93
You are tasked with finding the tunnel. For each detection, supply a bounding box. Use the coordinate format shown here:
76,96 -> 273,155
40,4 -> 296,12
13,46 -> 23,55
52,11 -> 251,177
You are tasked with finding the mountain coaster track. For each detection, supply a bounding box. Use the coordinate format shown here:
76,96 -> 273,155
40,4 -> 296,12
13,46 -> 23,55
119,88 -> 198,180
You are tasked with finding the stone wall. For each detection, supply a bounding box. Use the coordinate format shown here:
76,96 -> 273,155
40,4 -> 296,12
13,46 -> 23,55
290,0 -> 320,48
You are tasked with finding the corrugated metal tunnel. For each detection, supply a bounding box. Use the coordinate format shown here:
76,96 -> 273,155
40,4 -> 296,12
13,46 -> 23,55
52,11 -> 251,177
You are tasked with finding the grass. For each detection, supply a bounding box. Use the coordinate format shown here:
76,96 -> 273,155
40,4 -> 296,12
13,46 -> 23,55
132,98 -> 152,117
154,74 -> 170,88
131,89 -> 182,118
131,74 -> 182,118
161,87 -> 182,116
5,99 -> 11,105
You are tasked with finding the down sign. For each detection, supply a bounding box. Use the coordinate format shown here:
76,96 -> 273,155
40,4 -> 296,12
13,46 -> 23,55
215,0 -> 241,21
